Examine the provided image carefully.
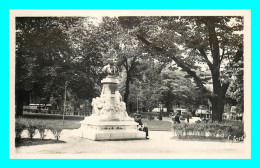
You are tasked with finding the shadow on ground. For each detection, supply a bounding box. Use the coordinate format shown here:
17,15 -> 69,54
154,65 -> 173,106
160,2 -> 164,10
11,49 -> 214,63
15,138 -> 66,147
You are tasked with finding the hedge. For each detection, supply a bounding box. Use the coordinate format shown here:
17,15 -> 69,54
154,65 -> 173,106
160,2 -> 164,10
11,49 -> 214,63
15,118 -> 63,141
172,121 -> 244,141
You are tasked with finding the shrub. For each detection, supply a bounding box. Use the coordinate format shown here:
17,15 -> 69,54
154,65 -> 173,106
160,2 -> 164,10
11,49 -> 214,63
37,122 -> 48,140
26,119 -> 38,139
148,114 -> 155,121
172,121 -> 244,141
49,127 -> 63,141
15,118 -> 27,140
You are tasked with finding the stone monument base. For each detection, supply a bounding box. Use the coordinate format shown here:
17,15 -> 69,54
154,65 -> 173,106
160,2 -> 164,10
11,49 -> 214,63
79,74 -> 146,141
79,119 -> 146,140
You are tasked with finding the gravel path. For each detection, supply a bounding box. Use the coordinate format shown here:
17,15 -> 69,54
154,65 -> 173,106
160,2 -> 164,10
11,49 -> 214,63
14,129 -> 249,158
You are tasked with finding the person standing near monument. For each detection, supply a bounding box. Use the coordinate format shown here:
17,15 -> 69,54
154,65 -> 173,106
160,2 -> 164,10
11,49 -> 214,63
174,112 -> 181,124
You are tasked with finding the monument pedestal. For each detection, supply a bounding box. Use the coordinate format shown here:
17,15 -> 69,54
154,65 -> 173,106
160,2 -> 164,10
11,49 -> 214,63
80,120 -> 146,140
79,76 -> 146,141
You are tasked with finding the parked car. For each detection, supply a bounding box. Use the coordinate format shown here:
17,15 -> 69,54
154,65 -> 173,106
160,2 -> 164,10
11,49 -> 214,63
189,117 -> 202,123
180,116 -> 202,124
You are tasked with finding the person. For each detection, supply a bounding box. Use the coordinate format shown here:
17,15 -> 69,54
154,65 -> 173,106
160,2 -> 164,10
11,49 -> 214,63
174,112 -> 181,124
134,114 -> 149,139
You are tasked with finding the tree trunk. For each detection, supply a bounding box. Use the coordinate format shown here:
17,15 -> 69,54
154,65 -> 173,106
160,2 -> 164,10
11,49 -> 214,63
206,19 -> 227,122
123,72 -> 131,108
211,95 -> 224,122
210,73 -> 229,122
16,89 -> 24,117
166,107 -> 170,117
129,103 -> 133,114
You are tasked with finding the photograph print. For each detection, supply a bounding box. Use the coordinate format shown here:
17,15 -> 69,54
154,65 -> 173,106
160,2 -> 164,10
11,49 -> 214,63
10,10 -> 251,159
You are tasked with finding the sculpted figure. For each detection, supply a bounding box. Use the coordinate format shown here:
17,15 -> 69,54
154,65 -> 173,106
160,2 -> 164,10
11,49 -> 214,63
102,59 -> 118,76
115,91 -> 129,118
91,97 -> 104,116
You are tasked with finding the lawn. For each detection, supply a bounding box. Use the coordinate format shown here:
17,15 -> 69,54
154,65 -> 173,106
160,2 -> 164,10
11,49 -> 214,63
18,113 -> 84,129
18,113 -> 172,131
142,119 -> 172,131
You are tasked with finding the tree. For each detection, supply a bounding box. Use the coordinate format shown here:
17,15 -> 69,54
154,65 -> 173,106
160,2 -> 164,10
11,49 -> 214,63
15,17 -> 102,116
127,58 -> 164,112
98,17 -> 148,109
227,44 -> 244,114
118,16 -> 244,122
157,65 -> 209,115
16,17 -> 72,116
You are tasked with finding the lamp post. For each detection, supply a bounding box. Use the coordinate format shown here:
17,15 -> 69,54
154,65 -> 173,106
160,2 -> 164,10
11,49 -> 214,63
62,81 -> 68,125
136,81 -> 141,114
159,102 -> 163,120
136,94 -> 139,113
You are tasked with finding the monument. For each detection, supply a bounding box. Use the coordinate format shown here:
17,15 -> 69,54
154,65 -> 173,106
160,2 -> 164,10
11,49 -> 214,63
79,59 -> 146,140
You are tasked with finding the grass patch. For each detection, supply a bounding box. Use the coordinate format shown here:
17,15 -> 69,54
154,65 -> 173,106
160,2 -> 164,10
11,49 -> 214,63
18,113 -> 84,129
142,119 -> 172,131
15,138 -> 66,147
19,114 -> 172,131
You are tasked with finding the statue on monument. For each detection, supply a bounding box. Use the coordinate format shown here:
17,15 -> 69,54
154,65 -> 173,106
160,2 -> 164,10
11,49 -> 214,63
102,48 -> 120,77
102,58 -> 119,77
